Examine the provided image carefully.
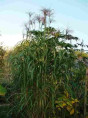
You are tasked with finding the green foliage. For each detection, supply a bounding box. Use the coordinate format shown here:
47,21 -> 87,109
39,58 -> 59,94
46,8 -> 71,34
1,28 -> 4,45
0,45 -> 5,73
0,106 -> 10,118
0,85 -> 7,96
56,91 -> 79,116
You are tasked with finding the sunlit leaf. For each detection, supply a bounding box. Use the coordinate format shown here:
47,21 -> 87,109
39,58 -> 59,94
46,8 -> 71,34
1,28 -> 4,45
70,108 -> 74,115
0,85 -> 7,96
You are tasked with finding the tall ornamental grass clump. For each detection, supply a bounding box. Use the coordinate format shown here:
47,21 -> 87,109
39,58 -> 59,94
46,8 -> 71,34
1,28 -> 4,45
8,8 -> 86,118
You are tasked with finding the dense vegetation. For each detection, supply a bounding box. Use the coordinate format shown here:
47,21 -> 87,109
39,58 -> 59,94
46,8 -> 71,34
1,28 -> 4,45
0,8 -> 88,118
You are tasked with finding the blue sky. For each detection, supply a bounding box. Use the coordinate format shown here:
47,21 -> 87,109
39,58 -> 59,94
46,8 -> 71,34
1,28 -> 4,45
0,0 -> 88,47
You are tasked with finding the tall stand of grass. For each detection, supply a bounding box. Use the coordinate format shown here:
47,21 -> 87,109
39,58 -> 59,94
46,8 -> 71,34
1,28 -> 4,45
8,8 -> 86,118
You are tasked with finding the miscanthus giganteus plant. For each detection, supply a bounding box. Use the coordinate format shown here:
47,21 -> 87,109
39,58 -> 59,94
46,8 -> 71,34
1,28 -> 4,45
8,8 -> 86,118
